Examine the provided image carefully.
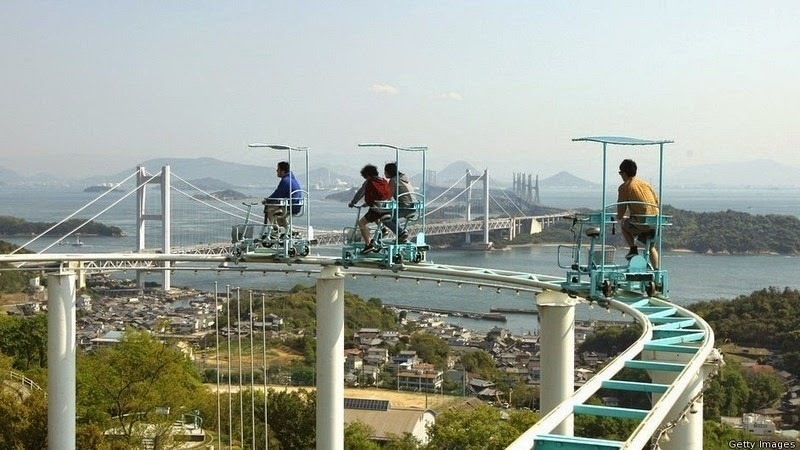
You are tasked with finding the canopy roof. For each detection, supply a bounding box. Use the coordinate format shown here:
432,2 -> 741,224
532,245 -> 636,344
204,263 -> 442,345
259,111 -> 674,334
572,136 -> 673,146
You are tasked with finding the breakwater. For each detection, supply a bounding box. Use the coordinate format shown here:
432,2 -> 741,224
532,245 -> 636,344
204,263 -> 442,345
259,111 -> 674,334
384,303 -> 507,322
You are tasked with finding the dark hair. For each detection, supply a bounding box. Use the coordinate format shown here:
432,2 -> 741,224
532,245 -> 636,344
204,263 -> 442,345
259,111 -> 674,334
277,161 -> 290,173
619,159 -> 637,177
360,164 -> 379,178
384,162 -> 398,178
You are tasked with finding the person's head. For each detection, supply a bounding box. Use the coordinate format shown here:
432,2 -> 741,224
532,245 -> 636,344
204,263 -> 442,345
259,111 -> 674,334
619,159 -> 637,178
384,162 -> 398,178
276,161 -> 290,176
360,164 -> 379,178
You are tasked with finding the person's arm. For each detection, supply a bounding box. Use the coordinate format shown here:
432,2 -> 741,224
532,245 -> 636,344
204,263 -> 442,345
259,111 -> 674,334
349,182 -> 366,207
268,176 -> 290,199
616,185 -> 626,221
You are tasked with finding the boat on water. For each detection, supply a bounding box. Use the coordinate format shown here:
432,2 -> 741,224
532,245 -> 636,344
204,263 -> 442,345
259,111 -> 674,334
58,236 -> 84,247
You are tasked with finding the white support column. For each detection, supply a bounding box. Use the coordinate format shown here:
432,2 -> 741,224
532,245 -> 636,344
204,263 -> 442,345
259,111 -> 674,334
537,290 -> 577,436
48,271 -> 76,450
136,166 -> 148,253
136,167 -> 148,289
316,266 -> 345,450
465,170 -> 473,245
161,165 -> 171,290
645,349 -> 719,449
482,169 -> 489,246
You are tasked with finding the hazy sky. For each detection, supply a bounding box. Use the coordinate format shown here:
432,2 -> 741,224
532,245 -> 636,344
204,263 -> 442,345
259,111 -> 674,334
2,1 -> 799,181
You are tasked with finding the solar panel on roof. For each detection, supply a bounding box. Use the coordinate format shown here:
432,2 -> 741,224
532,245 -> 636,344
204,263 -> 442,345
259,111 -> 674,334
344,398 -> 390,411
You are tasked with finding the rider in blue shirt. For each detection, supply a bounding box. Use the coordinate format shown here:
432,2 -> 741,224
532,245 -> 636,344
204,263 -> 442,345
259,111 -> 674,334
263,161 -> 302,228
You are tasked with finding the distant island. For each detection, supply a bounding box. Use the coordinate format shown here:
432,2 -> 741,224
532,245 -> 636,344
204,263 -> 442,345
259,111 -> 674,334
0,216 -> 124,237
193,189 -> 249,201
508,205 -> 800,255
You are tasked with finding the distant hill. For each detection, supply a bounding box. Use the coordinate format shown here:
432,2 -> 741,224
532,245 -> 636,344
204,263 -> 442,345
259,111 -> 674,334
5,156 -> 799,189
541,171 -> 599,188
0,167 -> 22,185
184,177 -> 234,191
83,157 -> 359,190
432,161 -> 481,187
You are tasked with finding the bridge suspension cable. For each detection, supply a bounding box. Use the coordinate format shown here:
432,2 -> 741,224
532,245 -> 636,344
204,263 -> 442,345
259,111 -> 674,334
425,174 -> 484,217
496,191 -> 527,216
14,170 -> 143,255
170,173 -> 250,221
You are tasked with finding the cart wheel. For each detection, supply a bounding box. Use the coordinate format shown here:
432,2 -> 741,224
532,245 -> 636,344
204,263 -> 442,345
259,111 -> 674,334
414,252 -> 423,263
393,253 -> 403,264
299,245 -> 310,257
646,282 -> 656,297
602,280 -> 614,298
288,247 -> 297,257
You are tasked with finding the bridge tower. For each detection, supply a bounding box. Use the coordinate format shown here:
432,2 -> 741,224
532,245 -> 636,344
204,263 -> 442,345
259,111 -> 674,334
136,166 -> 172,290
464,169 -> 490,248
513,172 -> 540,204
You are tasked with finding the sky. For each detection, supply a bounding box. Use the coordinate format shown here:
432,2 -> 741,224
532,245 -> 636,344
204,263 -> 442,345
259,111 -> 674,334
2,1 -> 799,183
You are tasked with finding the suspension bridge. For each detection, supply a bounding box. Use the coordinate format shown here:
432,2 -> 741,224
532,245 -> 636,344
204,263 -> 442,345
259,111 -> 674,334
0,162 -> 719,449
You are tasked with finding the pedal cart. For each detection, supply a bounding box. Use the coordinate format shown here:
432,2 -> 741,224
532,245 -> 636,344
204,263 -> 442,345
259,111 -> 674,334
229,143 -> 314,262
341,143 -> 429,269
558,136 -> 672,301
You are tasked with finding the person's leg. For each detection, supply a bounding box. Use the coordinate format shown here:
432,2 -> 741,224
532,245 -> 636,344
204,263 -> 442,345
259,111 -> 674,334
620,219 -> 635,247
649,244 -> 659,269
621,219 -> 638,258
264,206 -> 281,238
357,216 -> 371,244
383,218 -> 397,237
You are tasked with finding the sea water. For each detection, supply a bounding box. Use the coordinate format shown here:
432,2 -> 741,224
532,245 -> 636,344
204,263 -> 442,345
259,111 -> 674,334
1,185 -> 798,334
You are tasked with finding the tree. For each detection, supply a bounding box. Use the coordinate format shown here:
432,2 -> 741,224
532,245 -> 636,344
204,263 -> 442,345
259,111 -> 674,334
344,421 -> 381,450
704,364 -> 749,419
459,349 -> 498,380
426,404 -> 538,449
265,388 -> 316,449
0,360 -> 48,450
0,314 -> 48,370
744,371 -> 784,412
702,420 -> 754,449
409,332 -> 450,369
76,330 -> 210,449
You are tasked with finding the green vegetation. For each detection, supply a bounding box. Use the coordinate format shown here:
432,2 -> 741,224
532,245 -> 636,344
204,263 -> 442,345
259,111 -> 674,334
0,216 -> 123,237
578,323 -> 643,358
0,353 -> 47,449
76,331 -> 212,448
507,206 -> 800,254
426,404 -> 539,449
245,285 -> 401,345
0,240 -> 33,294
689,287 -> 800,373
0,314 -> 47,371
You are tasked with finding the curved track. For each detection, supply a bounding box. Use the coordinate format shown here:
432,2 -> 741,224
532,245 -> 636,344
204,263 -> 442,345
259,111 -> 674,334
0,252 -> 719,448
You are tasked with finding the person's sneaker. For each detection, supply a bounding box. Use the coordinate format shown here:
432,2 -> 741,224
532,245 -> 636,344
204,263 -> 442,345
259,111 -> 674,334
380,225 -> 390,236
398,231 -> 409,243
625,248 -> 639,260
360,240 -> 376,254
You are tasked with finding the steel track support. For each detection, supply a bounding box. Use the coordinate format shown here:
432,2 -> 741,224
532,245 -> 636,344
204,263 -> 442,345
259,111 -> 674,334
644,349 -> 705,449
537,290 -> 578,436
316,266 -> 345,450
48,271 -> 76,450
